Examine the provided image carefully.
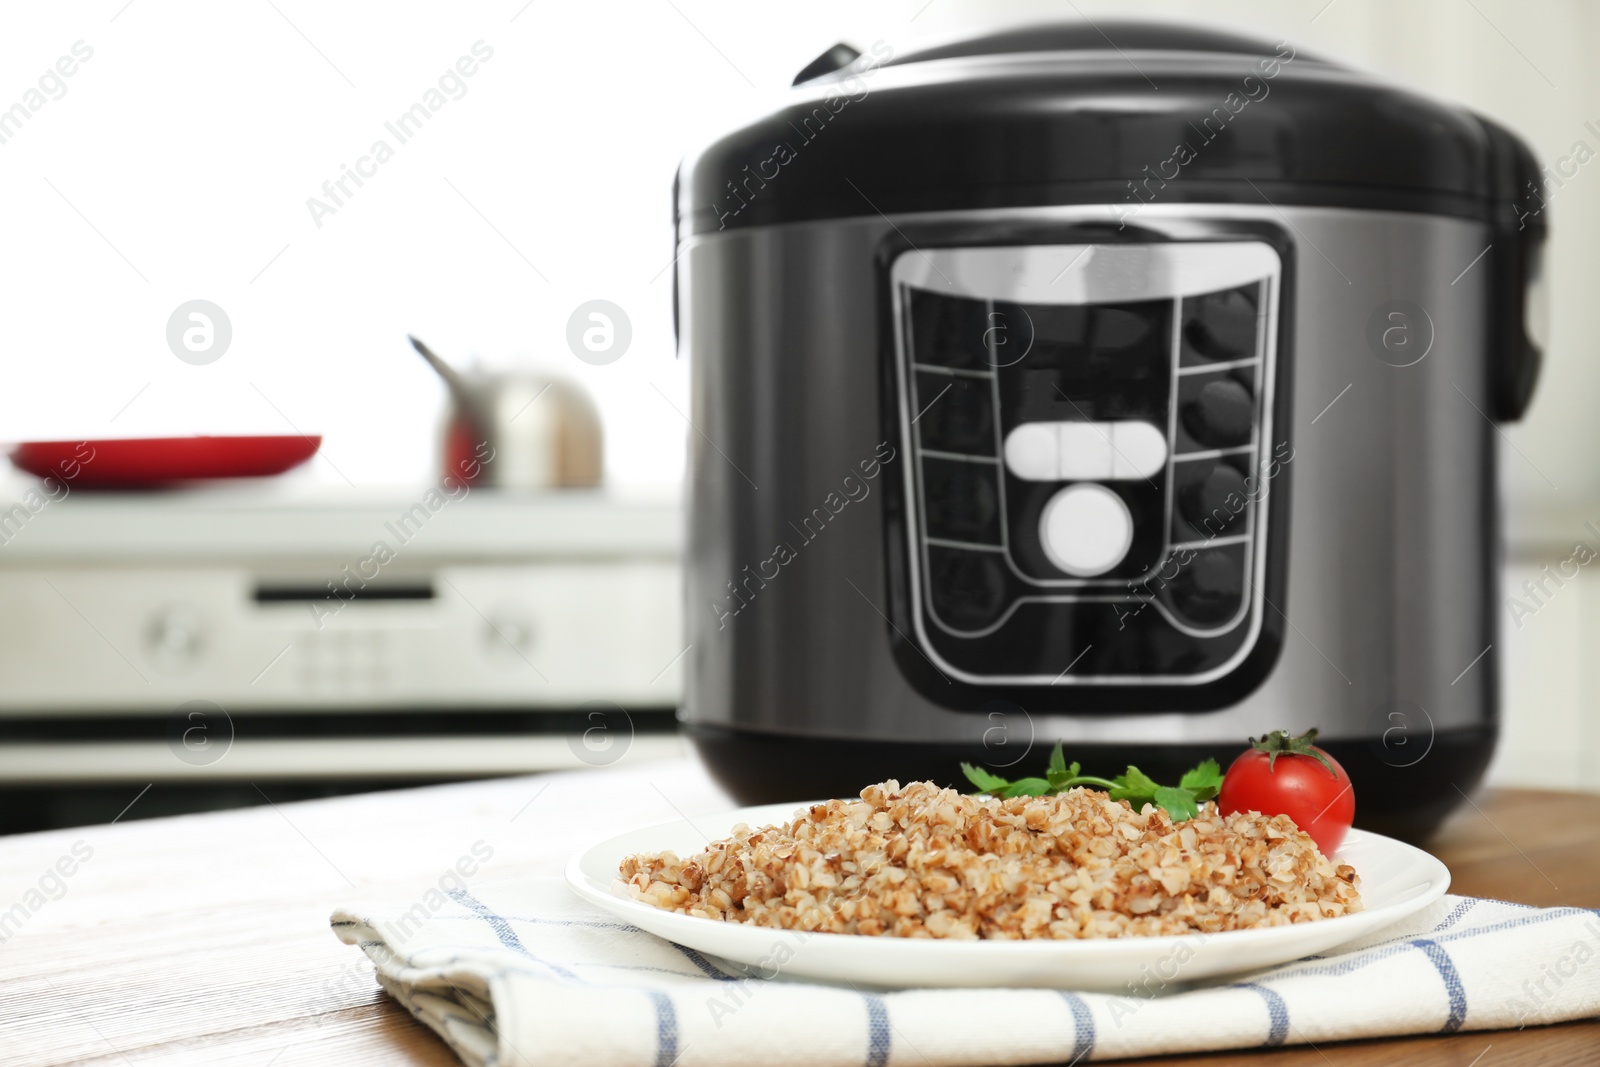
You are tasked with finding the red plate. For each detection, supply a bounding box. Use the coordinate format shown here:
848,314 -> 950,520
9,435 -> 322,487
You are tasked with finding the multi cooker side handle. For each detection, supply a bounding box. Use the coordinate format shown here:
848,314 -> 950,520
1480,116 -> 1547,422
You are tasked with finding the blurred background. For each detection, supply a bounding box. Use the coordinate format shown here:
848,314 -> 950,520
0,0 -> 1594,831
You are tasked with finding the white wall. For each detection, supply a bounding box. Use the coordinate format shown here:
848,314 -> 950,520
1497,555 -> 1597,790
6,0 -> 1591,501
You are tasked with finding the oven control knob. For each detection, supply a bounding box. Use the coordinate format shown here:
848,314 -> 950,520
143,604 -> 207,672
484,609 -> 536,663
1038,483 -> 1133,577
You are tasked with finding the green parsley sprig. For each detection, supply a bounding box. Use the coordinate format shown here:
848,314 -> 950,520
960,743 -> 1224,822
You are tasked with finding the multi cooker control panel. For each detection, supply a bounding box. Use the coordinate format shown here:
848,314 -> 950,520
889,241 -> 1284,690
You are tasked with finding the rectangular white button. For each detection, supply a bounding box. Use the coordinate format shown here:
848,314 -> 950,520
1002,420 -> 1169,482
1059,421 -> 1115,480
1002,422 -> 1059,480
1110,420 -> 1169,479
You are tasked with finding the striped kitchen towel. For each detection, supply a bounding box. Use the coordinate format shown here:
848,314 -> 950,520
331,879 -> 1600,1067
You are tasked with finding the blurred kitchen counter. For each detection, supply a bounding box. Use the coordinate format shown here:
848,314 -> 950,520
0,758 -> 1596,1066
0,479 -> 683,563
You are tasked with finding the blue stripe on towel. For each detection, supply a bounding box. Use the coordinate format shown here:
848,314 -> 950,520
646,990 -> 679,1067
1433,907 -> 1591,944
1411,939 -> 1468,1032
669,943 -> 739,980
1238,983 -> 1290,1046
1267,909 -> 1600,986
1435,899 -> 1478,931
446,888 -> 582,983
1058,991 -> 1097,1061
862,994 -> 891,1067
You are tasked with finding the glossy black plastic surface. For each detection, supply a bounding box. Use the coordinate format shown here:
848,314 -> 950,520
680,22 -> 1504,237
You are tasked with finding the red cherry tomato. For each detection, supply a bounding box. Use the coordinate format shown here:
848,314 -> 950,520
1217,729 -> 1355,855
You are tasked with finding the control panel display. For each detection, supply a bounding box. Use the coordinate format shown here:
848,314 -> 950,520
889,241 -> 1285,688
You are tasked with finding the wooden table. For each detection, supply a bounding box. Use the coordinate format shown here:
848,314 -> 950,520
1,752 -> 1595,1066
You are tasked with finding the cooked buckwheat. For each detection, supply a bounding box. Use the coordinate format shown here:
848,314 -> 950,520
619,780 -> 1361,939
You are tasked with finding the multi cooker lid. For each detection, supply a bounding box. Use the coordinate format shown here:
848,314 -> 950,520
675,20 -> 1541,238
877,21 -> 1322,67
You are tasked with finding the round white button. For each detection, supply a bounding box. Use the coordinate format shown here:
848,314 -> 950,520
1038,483 -> 1134,577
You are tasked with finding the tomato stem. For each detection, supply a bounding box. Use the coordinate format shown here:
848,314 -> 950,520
1248,727 -> 1339,777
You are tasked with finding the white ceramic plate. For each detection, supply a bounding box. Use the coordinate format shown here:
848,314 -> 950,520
566,802 -> 1450,992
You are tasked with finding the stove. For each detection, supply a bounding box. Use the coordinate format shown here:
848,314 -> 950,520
0,480 -> 684,786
